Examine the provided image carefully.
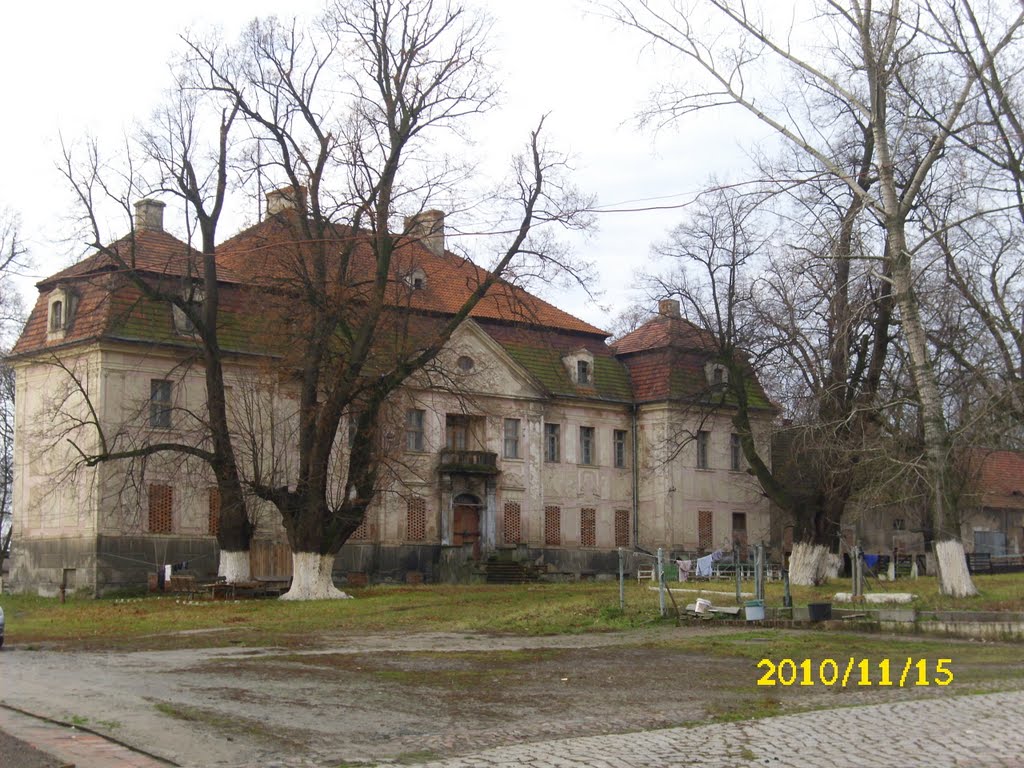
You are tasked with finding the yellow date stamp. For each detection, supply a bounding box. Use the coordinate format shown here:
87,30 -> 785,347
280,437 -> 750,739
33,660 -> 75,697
757,658 -> 953,687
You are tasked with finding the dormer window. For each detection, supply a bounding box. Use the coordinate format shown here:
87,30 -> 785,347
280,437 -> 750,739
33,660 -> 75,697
577,360 -> 591,385
46,286 -> 76,341
172,286 -> 204,335
404,267 -> 427,290
563,348 -> 595,387
706,362 -> 728,387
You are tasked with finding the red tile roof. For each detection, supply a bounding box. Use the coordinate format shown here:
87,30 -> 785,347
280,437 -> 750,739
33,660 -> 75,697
972,450 -> 1024,509
612,314 -> 716,355
217,212 -> 606,336
40,229 -> 243,287
13,212 -> 607,360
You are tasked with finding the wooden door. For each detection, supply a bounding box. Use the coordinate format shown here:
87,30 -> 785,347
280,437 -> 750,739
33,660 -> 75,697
453,504 -> 481,559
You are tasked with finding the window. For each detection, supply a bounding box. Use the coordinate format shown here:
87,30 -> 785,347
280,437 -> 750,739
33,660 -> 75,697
577,359 -> 591,385
348,412 -> 359,448
456,355 -> 475,372
544,505 -> 561,545
893,518 -> 905,531
406,409 -> 425,451
613,429 -> 628,468
149,380 -> 172,428
732,512 -> 748,548
713,367 -> 724,385
696,430 -> 710,469
445,414 -> 468,450
698,509 -> 713,550
579,426 -> 595,465
544,423 -> 560,462
208,487 -> 220,536
503,501 -> 521,544
614,509 -> 630,547
581,507 -> 596,547
503,418 -> 521,459
148,484 -> 173,534
50,300 -> 63,332
730,433 -> 742,471
405,267 -> 427,290
407,496 -> 426,542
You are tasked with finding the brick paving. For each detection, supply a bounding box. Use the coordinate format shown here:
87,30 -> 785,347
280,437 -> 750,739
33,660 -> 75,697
408,691 -> 1024,768
0,707 -> 171,768
3,690 -> 1023,767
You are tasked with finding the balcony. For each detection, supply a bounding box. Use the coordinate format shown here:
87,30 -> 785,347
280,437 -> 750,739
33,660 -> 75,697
439,449 -> 499,475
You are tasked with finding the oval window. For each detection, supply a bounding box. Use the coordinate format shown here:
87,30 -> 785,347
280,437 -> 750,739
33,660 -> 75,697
457,355 -> 475,372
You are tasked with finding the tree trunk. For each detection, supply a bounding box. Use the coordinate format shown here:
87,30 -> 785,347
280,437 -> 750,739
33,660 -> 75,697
218,550 -> 252,583
280,552 -> 351,600
788,542 -> 837,586
935,539 -> 978,598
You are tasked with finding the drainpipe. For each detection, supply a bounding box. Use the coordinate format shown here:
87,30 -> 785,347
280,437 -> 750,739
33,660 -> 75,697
631,403 -> 640,547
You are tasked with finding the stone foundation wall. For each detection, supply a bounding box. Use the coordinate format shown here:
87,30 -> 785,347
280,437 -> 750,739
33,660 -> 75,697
7,535 -> 221,596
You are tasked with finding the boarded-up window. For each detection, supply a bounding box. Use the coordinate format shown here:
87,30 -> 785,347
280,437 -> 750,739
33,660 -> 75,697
698,509 -> 713,550
581,507 -> 596,547
351,515 -> 370,540
614,509 -> 630,547
148,484 -> 173,533
544,505 -> 561,546
407,496 -> 426,542
208,487 -> 220,536
504,501 -> 521,544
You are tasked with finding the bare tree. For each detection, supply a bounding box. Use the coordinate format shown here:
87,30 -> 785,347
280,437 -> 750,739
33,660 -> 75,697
56,65 -> 260,581
0,208 -> 28,561
608,0 -> 1024,595
181,0 -> 592,598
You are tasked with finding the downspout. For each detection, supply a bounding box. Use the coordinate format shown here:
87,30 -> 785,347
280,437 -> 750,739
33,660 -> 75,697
632,403 -> 640,547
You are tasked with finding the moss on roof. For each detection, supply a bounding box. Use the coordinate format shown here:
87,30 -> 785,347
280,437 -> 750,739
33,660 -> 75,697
500,342 -> 632,402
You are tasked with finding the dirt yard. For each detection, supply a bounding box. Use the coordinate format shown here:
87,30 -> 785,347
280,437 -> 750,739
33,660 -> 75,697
2,626 -> 1021,767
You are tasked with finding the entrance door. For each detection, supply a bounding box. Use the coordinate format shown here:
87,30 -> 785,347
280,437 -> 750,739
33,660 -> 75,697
453,504 -> 481,559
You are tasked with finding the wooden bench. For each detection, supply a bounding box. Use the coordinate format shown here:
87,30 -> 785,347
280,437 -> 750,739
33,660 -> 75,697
636,566 -> 655,582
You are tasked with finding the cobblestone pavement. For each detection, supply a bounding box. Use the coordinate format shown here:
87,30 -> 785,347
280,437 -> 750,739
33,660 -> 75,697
4,690 -> 1023,767
408,690 -> 1024,768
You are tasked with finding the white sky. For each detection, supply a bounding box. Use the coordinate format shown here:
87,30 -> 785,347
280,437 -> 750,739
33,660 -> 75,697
0,0 -> 770,332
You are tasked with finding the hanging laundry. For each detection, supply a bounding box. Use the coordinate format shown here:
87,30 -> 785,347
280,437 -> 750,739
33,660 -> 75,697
695,554 -> 715,578
676,559 -> 692,582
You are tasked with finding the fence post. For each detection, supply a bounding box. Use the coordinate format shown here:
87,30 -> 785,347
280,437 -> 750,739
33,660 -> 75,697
618,547 -> 625,611
657,547 -> 666,618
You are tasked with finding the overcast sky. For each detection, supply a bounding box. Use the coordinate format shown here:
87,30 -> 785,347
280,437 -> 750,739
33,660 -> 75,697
0,0 -> 770,331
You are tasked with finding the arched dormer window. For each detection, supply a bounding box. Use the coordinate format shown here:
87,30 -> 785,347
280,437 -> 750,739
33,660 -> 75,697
706,361 -> 729,387
47,286 -> 76,341
563,348 -> 595,387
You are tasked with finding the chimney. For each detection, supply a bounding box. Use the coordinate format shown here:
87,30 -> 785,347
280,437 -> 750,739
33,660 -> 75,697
658,298 -> 681,318
265,186 -> 306,218
134,199 -> 165,232
404,210 -> 445,256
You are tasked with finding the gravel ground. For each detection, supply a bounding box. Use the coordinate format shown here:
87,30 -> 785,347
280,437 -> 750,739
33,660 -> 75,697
1,626 -> 1021,768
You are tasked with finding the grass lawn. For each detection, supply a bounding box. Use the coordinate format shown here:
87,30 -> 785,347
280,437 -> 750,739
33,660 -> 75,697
1,572 -> 1021,650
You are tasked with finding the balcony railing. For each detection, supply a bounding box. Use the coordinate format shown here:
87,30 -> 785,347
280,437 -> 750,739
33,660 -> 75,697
439,449 -> 499,475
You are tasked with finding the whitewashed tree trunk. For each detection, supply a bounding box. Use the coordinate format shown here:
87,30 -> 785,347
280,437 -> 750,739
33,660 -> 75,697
280,552 -> 352,600
789,542 -> 833,586
218,550 -> 252,583
935,540 -> 979,598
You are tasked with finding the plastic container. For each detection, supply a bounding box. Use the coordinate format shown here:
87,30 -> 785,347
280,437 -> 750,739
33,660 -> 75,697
744,599 -> 765,621
694,598 -> 712,614
807,602 -> 832,621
